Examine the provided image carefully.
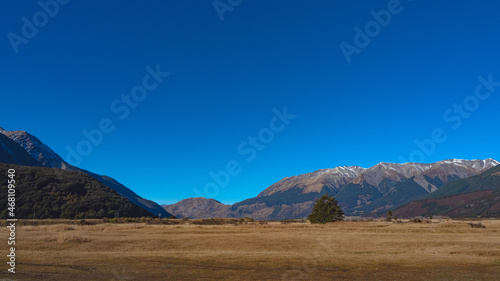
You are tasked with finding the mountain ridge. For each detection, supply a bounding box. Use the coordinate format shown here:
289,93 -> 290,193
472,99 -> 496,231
0,133 -> 40,167
394,165 -> 500,218
0,128 -> 171,218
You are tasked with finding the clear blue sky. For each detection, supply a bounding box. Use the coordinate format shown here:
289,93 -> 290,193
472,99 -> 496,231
2,0 -> 500,204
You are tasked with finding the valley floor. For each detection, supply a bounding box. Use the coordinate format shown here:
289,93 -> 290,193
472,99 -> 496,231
1,219 -> 500,280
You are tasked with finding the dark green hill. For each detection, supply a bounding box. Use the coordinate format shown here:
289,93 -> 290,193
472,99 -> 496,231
0,164 -> 153,219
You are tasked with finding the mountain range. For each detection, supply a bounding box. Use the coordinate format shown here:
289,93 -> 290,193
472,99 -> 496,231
164,159 -> 499,219
2,126 -> 499,220
0,127 -> 170,218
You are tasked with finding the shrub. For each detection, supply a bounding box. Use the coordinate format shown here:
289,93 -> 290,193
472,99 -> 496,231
468,222 -> 486,228
78,219 -> 97,225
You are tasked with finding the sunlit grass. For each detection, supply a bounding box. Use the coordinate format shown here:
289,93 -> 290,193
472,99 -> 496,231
1,219 -> 499,280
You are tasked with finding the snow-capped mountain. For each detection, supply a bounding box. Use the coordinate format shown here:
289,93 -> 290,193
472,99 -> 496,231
262,159 -> 498,197
165,159 -> 499,219
394,164 -> 500,218
258,166 -> 366,197
360,159 -> 498,192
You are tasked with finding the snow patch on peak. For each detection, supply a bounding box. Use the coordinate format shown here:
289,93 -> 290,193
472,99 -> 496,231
436,158 -> 498,172
485,158 -> 500,166
439,159 -> 470,165
307,165 -> 365,178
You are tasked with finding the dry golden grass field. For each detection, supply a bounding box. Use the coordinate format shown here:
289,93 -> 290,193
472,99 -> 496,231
1,219 -> 500,280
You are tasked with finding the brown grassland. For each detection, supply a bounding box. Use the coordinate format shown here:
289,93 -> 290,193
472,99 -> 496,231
1,219 -> 500,280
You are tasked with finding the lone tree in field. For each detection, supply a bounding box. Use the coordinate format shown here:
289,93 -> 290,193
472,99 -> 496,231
386,210 -> 393,221
308,194 -> 344,224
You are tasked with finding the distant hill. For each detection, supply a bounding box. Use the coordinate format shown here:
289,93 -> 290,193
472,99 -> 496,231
1,128 -> 170,218
163,198 -> 233,219
0,164 -> 152,219
394,165 -> 500,218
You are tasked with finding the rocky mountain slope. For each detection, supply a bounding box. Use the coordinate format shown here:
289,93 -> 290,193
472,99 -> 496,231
2,128 -> 69,169
0,127 -> 170,218
394,165 -> 500,218
0,132 -> 40,166
164,159 -> 499,219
